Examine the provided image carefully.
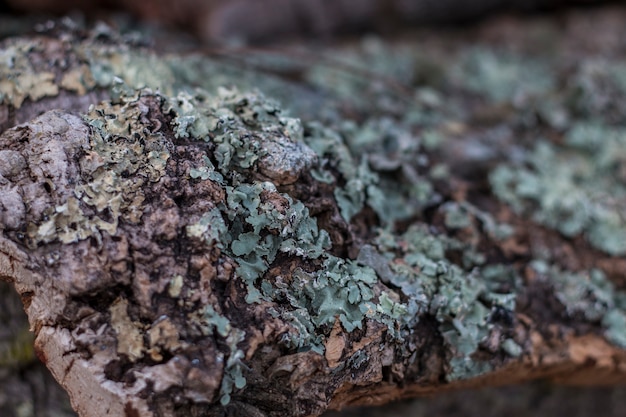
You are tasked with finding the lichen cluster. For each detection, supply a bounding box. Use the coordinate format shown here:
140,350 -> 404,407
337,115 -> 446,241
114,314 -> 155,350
0,38 -> 59,108
4,16 -> 626,410
359,224 -> 519,380
27,91 -> 170,247
170,88 -> 403,353
531,260 -> 626,349
303,118 -> 438,224
490,127 -> 626,256
52,81 -> 518,391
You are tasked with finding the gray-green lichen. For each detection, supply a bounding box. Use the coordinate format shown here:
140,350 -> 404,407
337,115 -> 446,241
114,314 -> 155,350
360,225 -> 520,380
165,87 -> 317,186
450,48 -> 554,103
303,37 -> 416,113
173,88 -> 405,353
17,77 -> 519,387
441,201 -> 514,241
531,260 -> 626,349
156,83 -> 521,382
8,17 -> 626,404
490,126 -> 626,256
200,306 -> 246,405
27,91 -> 170,247
303,117 -> 439,224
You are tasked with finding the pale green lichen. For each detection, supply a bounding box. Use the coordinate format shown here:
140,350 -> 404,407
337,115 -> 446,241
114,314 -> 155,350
603,308 -> 626,349
198,305 -> 246,405
568,59 -> 626,120
303,37 -> 415,113
501,338 -> 523,358
303,117 -> 438,224
450,48 -> 554,103
221,181 -> 331,303
189,168 -> 398,350
28,197 -> 113,245
269,307 -> 323,354
361,224 -> 520,380
441,201 -> 514,241
290,257 -> 377,332
531,260 -> 626,349
28,91 -> 170,246
165,87 -> 317,186
490,127 -> 626,255
5,16 -> 626,405
170,88 -> 410,354
185,207 -> 228,248
0,20 -> 249,113
266,257 -> 407,351
219,331 -> 247,406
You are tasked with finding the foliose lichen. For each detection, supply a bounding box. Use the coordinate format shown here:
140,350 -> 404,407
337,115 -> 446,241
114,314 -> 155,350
490,126 -> 626,256
165,87 -> 318,186
568,59 -> 626,122
11,17 -> 626,401
0,39 -> 59,108
27,90 -> 170,247
174,87 -> 406,352
200,305 -> 246,405
440,201 -> 514,241
360,224 -> 520,380
531,260 -> 626,349
65,81 -> 522,383
303,117 -> 439,224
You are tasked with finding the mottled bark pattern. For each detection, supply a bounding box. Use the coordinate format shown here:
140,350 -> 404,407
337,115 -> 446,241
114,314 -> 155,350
1,6 -> 626,417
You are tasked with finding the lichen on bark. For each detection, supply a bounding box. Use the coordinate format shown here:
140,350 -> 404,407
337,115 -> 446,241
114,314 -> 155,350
2,10 -> 626,417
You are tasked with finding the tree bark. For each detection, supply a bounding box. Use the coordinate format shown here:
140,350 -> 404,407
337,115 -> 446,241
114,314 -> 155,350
1,8 -> 626,417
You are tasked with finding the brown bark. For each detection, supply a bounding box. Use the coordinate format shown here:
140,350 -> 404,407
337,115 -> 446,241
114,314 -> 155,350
1,7 -> 626,417
0,101 -> 625,417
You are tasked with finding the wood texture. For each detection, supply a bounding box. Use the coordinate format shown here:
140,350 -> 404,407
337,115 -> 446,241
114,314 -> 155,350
1,7 -> 626,417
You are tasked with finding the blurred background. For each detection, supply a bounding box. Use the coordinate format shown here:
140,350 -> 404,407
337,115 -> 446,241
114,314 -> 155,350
0,0 -> 617,44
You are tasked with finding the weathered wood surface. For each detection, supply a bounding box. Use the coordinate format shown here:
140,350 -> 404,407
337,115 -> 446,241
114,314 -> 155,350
1,7 -> 626,417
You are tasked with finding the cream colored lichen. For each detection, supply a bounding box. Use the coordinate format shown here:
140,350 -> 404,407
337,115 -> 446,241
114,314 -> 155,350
168,275 -> 184,298
60,65 -> 96,95
27,92 -> 171,246
0,40 -> 61,108
28,197 -> 115,245
147,317 -> 183,362
110,298 -> 145,362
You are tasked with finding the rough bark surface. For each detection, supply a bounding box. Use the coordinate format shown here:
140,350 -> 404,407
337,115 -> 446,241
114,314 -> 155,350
1,7 -> 626,417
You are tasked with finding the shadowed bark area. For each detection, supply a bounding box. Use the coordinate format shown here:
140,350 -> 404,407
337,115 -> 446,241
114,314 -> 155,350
1,7 -> 626,417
